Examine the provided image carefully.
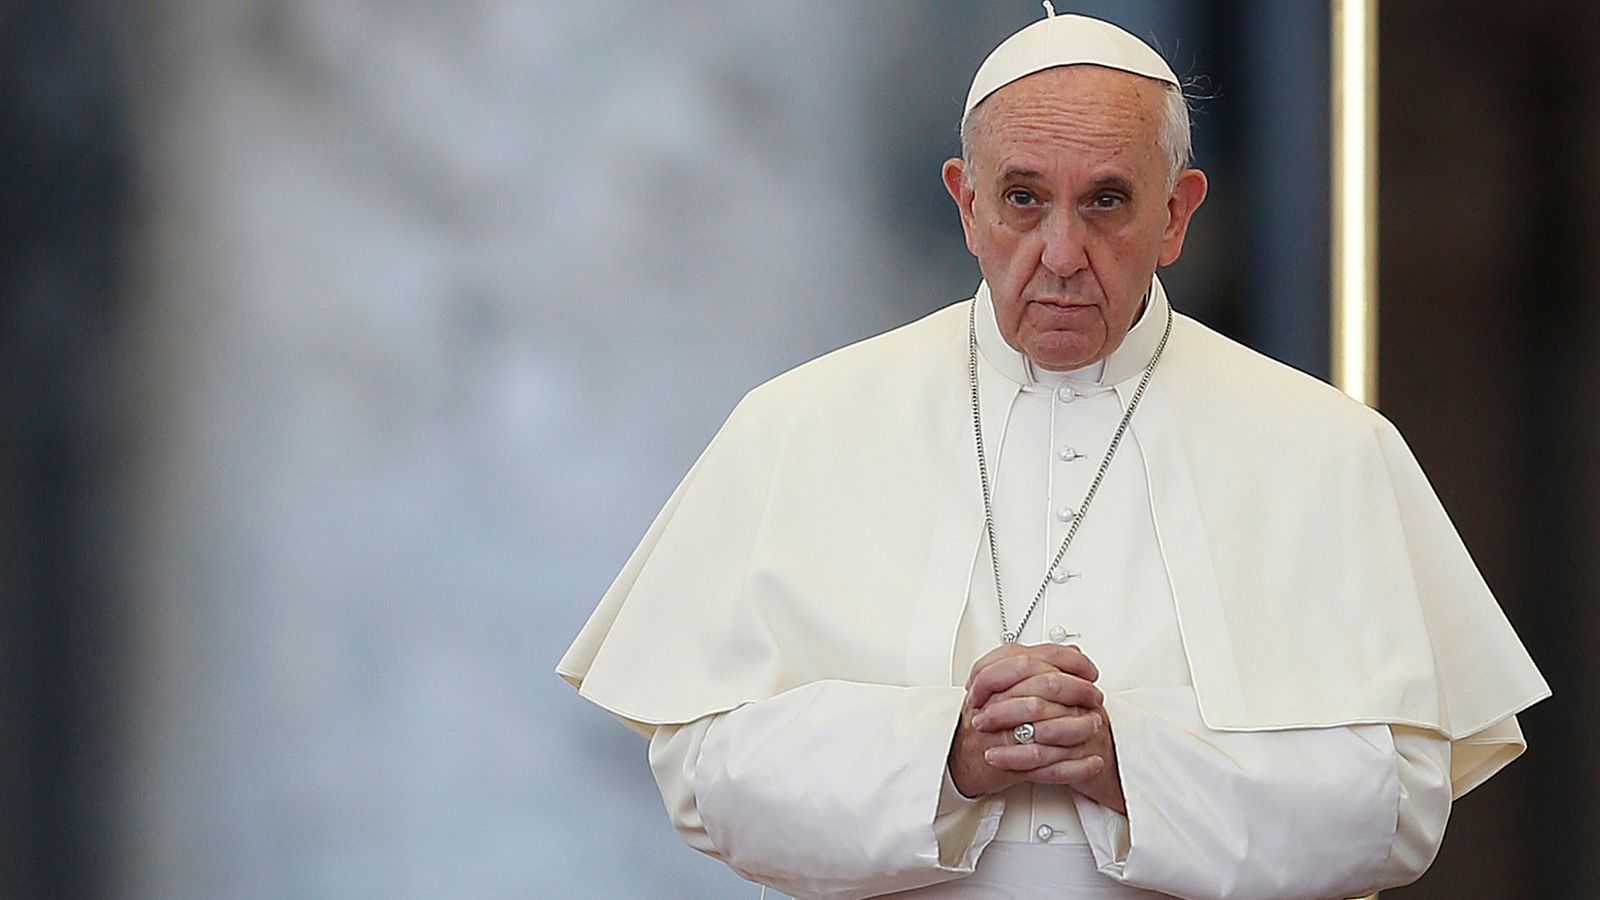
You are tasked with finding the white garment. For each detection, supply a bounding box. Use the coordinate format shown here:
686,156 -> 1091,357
882,843 -> 1172,898
649,683 -> 1450,899
561,276 -> 1546,896
559,278 -> 1546,750
956,287 -> 1187,846
644,292 -> 1452,898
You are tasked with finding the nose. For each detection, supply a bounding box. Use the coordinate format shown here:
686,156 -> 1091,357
1039,209 -> 1088,277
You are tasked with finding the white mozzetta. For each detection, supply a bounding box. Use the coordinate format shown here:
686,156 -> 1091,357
559,275 -> 1547,764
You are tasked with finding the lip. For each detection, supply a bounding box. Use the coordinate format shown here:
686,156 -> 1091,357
1030,299 -> 1095,312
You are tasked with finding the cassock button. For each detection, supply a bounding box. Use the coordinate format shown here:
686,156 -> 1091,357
1036,824 -> 1055,842
1050,566 -> 1073,584
1058,445 -> 1084,462
1049,625 -> 1069,643
1056,507 -> 1078,523
1056,385 -> 1076,404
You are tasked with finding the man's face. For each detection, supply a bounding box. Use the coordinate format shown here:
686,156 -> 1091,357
943,66 -> 1207,371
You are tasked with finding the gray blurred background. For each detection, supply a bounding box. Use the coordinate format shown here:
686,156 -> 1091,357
3,1 -> 1595,898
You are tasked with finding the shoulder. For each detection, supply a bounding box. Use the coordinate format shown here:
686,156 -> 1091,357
727,299 -> 969,429
1165,313 -> 1399,447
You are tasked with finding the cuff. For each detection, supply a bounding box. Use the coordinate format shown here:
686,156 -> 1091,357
1073,792 -> 1132,874
932,745 -> 1005,869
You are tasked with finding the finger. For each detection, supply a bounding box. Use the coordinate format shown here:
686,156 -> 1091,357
983,741 -> 1080,772
989,671 -> 1103,711
964,642 -> 1033,689
1025,643 -> 1100,683
970,696 -> 1076,731
1021,755 -> 1106,786
1028,713 -> 1101,748
966,642 -> 1099,690
967,656 -> 1063,709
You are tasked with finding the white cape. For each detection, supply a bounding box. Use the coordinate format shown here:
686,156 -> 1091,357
558,283 -> 1549,796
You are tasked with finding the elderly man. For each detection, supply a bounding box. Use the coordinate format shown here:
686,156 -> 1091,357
559,10 -> 1547,899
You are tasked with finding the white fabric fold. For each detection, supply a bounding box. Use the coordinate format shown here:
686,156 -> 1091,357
649,680 -> 1003,900
650,681 -> 1452,899
1072,687 -> 1450,899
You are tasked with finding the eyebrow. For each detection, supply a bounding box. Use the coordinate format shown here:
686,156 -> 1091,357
999,166 -> 1045,182
1087,175 -> 1136,194
996,168 -> 1139,196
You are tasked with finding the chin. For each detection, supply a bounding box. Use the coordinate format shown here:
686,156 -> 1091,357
1025,334 -> 1101,371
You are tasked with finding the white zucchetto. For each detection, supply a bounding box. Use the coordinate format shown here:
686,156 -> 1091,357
964,4 -> 1180,118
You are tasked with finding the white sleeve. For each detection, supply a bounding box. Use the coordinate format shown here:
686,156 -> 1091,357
1073,686 -> 1451,900
647,680 -> 1006,900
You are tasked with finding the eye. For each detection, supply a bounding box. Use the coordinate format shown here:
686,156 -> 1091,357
1004,187 -> 1039,207
1089,192 -> 1124,210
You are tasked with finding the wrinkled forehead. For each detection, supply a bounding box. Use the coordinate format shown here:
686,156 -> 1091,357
967,66 -> 1167,172
971,63 -> 1167,125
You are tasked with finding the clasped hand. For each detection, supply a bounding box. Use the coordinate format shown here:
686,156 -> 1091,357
947,642 -> 1126,813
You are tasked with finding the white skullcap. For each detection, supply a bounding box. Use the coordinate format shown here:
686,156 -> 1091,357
964,3 -> 1179,118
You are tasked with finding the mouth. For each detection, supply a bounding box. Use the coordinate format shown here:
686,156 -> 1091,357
1030,298 -> 1095,313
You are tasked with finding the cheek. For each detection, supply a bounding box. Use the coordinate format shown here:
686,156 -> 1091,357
1090,220 -> 1161,282
974,224 -> 1031,281
989,218 -> 1042,263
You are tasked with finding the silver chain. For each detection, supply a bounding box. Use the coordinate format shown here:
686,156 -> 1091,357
968,299 -> 1172,643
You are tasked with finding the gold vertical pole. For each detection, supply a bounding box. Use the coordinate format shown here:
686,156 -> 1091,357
1332,3 -> 1383,892
1331,0 -> 1378,407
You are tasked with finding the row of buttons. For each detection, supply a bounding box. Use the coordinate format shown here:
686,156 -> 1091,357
1051,391 -> 1085,673
1049,559 -> 1078,641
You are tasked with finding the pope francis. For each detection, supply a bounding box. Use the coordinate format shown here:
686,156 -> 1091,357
558,9 -> 1548,899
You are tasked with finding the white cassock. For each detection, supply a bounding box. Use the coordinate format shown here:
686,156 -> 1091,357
558,277 -> 1549,900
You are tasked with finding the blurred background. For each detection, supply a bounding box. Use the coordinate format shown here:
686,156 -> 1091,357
2,1 -> 1594,897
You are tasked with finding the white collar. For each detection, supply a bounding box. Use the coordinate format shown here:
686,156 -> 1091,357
974,275 -> 1170,390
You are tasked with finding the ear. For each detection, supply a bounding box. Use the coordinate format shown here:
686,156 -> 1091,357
942,157 -> 979,256
1157,168 -> 1208,266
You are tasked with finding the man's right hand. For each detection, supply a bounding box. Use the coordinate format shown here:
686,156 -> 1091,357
947,642 -> 1104,798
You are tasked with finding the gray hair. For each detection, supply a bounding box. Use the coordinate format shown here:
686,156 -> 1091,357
960,80 -> 1193,189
